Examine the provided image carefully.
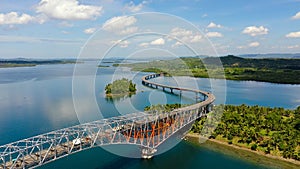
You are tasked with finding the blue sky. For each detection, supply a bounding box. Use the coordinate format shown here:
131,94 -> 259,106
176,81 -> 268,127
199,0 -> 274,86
0,0 -> 300,58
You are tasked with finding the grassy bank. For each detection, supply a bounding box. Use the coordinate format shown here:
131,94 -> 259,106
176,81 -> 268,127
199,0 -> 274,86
186,133 -> 300,169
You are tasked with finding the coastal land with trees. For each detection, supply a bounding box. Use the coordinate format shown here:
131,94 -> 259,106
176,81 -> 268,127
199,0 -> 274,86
117,55 -> 300,84
0,59 -> 77,68
145,103 -> 300,168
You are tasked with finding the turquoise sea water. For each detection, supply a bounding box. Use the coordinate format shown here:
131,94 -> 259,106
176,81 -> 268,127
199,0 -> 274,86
0,61 -> 299,168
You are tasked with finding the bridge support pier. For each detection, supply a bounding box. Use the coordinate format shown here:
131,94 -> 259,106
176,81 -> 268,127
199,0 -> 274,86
141,148 -> 157,159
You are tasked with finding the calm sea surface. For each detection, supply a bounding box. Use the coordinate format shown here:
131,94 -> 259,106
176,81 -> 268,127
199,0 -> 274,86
0,61 -> 299,169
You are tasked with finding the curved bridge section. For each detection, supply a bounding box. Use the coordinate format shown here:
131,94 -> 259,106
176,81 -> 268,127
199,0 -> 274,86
0,73 -> 215,169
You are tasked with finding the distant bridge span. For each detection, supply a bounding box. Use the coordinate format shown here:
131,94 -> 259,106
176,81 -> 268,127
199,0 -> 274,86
0,73 -> 215,169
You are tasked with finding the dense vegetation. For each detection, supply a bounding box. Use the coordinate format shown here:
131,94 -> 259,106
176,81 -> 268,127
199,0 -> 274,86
191,104 -> 300,161
0,59 -> 77,68
144,103 -> 184,114
105,78 -> 137,97
118,55 -> 300,84
98,65 -> 109,68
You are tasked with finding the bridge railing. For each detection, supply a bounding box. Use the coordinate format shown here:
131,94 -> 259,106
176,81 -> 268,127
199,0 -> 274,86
0,73 -> 215,168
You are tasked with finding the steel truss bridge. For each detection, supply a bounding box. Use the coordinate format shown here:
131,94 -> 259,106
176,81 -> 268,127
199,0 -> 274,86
0,73 -> 215,169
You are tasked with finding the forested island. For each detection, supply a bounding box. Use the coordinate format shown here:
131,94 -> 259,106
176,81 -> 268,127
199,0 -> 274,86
0,59 -> 77,68
105,78 -> 137,97
117,55 -> 300,84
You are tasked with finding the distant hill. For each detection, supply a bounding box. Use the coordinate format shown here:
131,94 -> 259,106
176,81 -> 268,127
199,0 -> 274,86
0,59 -> 77,68
121,55 -> 300,84
239,53 -> 300,59
202,55 -> 300,70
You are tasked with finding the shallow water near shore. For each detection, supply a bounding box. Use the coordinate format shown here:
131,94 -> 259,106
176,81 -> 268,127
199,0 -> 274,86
0,61 -> 299,168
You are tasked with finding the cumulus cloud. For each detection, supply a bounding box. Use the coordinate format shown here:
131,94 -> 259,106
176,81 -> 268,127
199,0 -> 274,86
169,27 -> 202,43
139,42 -> 149,47
206,32 -> 223,38
59,21 -> 74,27
170,27 -> 193,37
84,27 -> 96,34
207,22 -> 222,28
124,1 -> 147,13
190,35 -> 202,42
36,0 -> 103,20
286,31 -> 300,38
150,38 -> 165,45
112,40 -> 130,48
248,42 -> 260,47
292,12 -> 300,20
242,26 -> 268,36
102,16 -> 138,35
171,41 -> 183,48
0,12 -> 34,25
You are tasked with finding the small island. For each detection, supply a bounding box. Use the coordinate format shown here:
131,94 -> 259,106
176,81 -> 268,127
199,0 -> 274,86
105,78 -> 137,98
0,59 -> 78,68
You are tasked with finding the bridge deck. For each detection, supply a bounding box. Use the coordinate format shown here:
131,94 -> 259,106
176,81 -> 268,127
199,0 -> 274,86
0,73 -> 215,169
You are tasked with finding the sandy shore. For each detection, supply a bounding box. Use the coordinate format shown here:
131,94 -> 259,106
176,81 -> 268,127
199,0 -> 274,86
185,133 -> 300,168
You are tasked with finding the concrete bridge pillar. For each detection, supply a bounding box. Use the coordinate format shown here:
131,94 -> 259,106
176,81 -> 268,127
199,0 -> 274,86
141,148 -> 157,159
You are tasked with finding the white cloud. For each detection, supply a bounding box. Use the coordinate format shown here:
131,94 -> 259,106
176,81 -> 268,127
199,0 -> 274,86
190,35 -> 202,42
119,27 -> 138,35
170,27 -> 193,37
287,45 -> 299,49
0,12 -> 34,25
102,16 -> 138,35
59,21 -> 74,27
124,1 -> 147,13
248,42 -> 260,47
206,32 -> 223,38
207,22 -> 222,28
84,27 -> 96,34
34,14 -> 48,24
171,41 -> 183,48
169,27 -> 202,43
292,12 -> 300,20
139,42 -> 149,47
111,40 -> 130,48
237,46 -> 246,49
150,38 -> 165,45
120,40 -> 130,48
242,26 -> 269,36
202,14 -> 208,18
286,31 -> 300,38
36,0 -> 102,20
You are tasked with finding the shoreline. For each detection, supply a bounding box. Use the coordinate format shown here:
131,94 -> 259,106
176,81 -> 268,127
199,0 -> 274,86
105,92 -> 136,98
185,133 -> 300,168
135,69 -> 300,85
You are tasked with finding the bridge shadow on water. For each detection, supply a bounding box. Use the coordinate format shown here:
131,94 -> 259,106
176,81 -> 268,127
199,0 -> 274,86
38,140 -> 199,169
